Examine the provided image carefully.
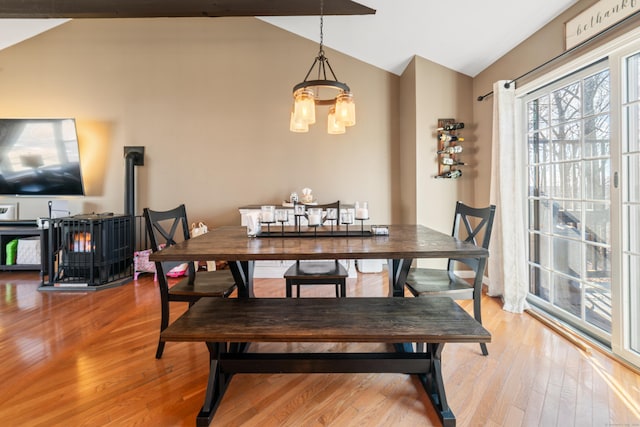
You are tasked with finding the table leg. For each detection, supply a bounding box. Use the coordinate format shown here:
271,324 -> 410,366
388,258 -> 412,297
418,343 -> 455,427
229,260 -> 254,298
390,258 -> 415,353
196,342 -> 231,427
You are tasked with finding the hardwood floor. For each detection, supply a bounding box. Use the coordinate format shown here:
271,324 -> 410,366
0,270 -> 639,426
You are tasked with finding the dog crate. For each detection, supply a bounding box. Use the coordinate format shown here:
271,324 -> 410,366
50,214 -> 133,287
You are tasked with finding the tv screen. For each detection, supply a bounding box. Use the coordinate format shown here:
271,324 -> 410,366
0,118 -> 85,196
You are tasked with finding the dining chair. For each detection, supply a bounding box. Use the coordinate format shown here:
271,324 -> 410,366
144,204 -> 236,358
405,201 -> 496,355
284,201 -> 348,298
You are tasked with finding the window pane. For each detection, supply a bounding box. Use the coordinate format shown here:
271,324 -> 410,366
528,129 -> 550,164
584,115 -> 610,158
553,236 -> 582,278
553,273 -> 581,316
552,123 -> 581,161
627,205 -> 640,253
628,254 -> 640,352
530,265 -> 550,301
584,202 -> 610,245
626,104 -> 640,152
529,199 -> 551,232
529,231 -> 551,266
584,69 -> 610,115
552,162 -> 581,199
585,244 -> 611,284
584,158 -> 611,201
552,82 -> 581,125
528,96 -> 550,131
585,285 -> 612,333
553,200 -> 582,235
625,154 -> 640,203
626,52 -> 640,103
529,165 -> 552,198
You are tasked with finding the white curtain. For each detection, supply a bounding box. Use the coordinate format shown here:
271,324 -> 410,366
487,80 -> 530,313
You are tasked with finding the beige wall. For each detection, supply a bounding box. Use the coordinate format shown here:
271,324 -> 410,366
399,56 -> 473,235
7,4 -> 624,230
0,18 -> 401,226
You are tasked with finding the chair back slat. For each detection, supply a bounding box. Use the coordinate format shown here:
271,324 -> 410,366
143,204 -> 196,282
448,201 -> 496,273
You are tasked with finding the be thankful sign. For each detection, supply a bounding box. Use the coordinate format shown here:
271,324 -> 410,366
565,0 -> 640,49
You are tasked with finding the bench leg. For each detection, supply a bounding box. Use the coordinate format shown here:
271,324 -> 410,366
418,343 -> 455,427
196,342 -> 232,427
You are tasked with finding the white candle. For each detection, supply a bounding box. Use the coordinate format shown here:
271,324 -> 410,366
262,212 -> 274,222
356,208 -> 368,220
308,213 -> 321,226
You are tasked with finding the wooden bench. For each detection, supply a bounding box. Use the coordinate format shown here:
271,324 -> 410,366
161,297 -> 491,427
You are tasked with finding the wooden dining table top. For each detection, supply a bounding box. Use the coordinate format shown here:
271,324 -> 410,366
149,224 -> 488,262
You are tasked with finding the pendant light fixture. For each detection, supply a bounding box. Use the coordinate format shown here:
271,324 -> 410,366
290,0 -> 356,134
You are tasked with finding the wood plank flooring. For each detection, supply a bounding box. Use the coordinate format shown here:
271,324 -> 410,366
0,271 -> 639,426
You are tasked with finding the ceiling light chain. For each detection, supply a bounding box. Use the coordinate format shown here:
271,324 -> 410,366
290,0 -> 356,134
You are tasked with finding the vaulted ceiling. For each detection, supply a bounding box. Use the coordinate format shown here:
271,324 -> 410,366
0,0 -> 580,77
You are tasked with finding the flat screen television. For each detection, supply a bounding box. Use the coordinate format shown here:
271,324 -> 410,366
0,118 -> 85,196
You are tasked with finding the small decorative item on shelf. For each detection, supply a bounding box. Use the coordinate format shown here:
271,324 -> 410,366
435,118 -> 465,179
300,187 -> 314,204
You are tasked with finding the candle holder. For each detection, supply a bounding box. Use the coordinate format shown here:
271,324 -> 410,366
325,208 -> 338,233
275,209 -> 288,236
293,203 -> 306,233
341,210 -> 354,236
354,201 -> 369,235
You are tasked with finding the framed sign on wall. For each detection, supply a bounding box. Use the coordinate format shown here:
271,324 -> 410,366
565,0 -> 640,50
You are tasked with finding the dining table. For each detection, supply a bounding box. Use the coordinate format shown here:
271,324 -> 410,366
150,224 -> 489,298
151,224 -> 491,427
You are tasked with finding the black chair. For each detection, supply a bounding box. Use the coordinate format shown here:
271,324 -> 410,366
144,204 -> 236,358
405,201 -> 496,355
284,201 -> 348,298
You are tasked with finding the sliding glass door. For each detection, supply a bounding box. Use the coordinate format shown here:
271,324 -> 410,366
525,36 -> 640,366
613,48 -> 640,365
526,61 -> 612,343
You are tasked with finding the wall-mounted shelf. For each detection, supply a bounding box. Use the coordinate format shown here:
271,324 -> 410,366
435,118 -> 465,179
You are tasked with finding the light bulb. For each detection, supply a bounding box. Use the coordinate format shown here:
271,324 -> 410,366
290,111 -> 309,133
335,92 -> 356,126
293,88 -> 316,125
327,106 -> 346,134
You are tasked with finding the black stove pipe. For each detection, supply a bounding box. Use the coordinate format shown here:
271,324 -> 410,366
124,147 -> 144,217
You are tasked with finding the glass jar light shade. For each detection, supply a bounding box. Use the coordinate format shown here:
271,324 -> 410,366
335,92 -> 356,126
327,106 -> 346,134
293,88 -> 316,125
290,111 -> 309,132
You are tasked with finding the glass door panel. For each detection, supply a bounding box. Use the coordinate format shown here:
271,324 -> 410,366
526,61 -> 612,340
623,52 -> 640,355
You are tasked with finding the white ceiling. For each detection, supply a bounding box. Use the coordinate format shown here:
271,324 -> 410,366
0,0 -> 580,77
261,0 -> 580,77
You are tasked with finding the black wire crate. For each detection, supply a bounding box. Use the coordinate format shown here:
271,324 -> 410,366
50,214 -> 133,287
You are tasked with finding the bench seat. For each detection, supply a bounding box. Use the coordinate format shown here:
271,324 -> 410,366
161,297 -> 490,427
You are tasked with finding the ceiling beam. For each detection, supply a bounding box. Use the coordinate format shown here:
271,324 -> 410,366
0,0 -> 375,19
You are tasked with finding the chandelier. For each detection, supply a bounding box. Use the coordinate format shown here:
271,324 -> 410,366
289,0 -> 356,134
